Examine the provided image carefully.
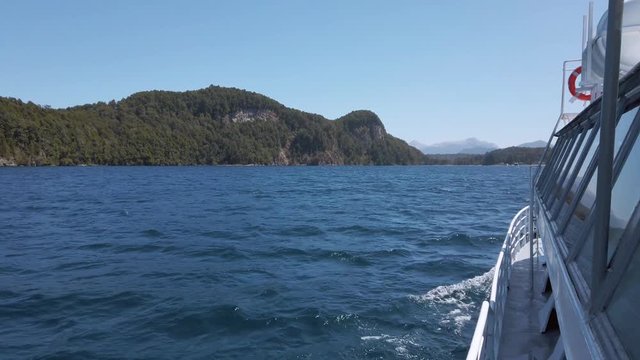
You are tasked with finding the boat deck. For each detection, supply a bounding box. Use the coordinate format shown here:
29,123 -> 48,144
498,245 -> 560,359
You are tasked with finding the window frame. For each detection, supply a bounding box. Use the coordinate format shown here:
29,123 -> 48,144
551,121 -> 600,220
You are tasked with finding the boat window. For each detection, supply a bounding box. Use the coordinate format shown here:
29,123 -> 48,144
608,110 -> 640,263
557,126 -> 600,226
539,137 -> 566,191
549,137 -> 569,169
575,133 -> 599,183
562,107 -> 638,257
606,242 -> 640,359
542,136 -> 575,203
546,133 -> 582,208
576,225 -> 594,288
552,127 -> 593,214
564,110 -> 640,262
613,107 -> 638,159
564,168 -> 597,250
556,136 -> 576,173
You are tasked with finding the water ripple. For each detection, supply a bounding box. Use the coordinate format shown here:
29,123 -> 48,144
0,165 -> 530,359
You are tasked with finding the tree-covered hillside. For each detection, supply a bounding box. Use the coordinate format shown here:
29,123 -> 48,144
0,86 -> 425,166
423,147 -> 546,165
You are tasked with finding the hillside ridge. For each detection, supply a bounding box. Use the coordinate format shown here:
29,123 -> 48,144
0,86 -> 424,166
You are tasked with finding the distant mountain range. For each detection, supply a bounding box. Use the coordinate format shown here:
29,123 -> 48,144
409,138 -> 498,154
410,138 -> 546,155
517,140 -> 547,148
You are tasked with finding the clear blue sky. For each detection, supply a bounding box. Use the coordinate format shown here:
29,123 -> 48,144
0,0 -> 607,147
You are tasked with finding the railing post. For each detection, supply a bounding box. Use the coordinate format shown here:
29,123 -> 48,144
592,0 -> 624,313
530,167 -> 535,292
587,2 -> 594,84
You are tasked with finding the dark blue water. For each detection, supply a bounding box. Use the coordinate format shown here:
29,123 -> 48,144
0,166 -> 530,359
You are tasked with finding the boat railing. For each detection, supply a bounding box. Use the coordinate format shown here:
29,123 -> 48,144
467,205 -> 530,360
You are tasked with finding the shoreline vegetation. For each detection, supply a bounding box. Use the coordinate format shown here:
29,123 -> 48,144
0,162 -> 541,168
0,86 -> 544,167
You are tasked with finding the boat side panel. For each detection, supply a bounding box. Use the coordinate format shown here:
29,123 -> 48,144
536,200 -> 604,360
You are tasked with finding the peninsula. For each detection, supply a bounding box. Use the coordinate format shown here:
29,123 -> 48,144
0,86 -> 423,166
0,86 -> 544,166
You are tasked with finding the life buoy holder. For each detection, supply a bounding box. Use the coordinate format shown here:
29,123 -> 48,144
568,66 -> 591,101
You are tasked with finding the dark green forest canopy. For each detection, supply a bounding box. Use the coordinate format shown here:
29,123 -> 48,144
0,86 -> 426,166
0,86 -> 544,166
424,147 -> 548,166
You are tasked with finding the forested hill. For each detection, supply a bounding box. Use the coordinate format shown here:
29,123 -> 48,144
0,86 -> 426,166
424,147 -> 546,165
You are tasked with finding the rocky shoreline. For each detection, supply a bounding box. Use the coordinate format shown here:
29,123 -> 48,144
0,157 -> 17,167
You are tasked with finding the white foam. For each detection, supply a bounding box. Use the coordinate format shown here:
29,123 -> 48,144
335,313 -> 358,323
408,268 -> 494,334
409,268 -> 493,304
360,334 -> 419,359
361,335 -> 385,341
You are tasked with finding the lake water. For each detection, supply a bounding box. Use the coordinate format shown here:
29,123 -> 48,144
0,166 -> 531,359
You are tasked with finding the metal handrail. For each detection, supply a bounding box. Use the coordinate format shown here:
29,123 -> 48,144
466,301 -> 491,360
467,206 -> 530,360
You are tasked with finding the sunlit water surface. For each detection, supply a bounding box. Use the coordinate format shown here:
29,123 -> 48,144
0,166 -> 531,359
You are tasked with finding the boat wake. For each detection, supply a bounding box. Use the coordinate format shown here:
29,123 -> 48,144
360,334 -> 420,359
408,268 -> 494,334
